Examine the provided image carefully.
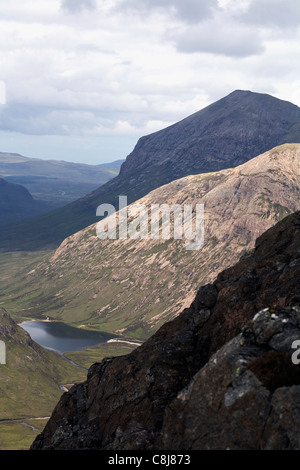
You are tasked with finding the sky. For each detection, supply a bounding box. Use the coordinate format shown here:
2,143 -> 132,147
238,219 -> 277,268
1,0 -> 300,164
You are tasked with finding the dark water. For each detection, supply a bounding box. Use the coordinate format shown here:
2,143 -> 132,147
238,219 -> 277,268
20,321 -> 116,354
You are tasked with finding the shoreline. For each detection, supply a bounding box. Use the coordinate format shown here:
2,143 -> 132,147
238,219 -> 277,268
17,317 -> 51,326
18,319 -> 143,351
107,338 -> 143,346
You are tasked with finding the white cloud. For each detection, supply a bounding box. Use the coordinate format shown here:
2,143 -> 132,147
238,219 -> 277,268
118,0 -> 218,23
172,18 -> 264,57
239,0 -> 300,28
61,0 -> 97,13
0,81 -> 6,105
0,0 -> 299,163
88,119 -> 173,136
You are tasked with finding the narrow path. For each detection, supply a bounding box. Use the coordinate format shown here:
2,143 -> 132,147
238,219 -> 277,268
107,338 -> 143,346
0,417 -> 49,423
61,353 -> 88,370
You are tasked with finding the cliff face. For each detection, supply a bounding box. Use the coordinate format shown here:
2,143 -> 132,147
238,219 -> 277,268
31,210 -> 300,450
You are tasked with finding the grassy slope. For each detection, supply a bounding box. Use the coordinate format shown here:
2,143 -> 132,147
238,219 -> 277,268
0,419 -> 49,450
0,252 -> 139,449
0,338 -> 137,450
0,284 -> 84,449
0,332 -> 86,449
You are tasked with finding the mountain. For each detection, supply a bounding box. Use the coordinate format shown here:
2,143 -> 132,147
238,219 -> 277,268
1,90 -> 300,251
2,144 -> 299,339
0,178 -> 53,226
120,89 -> 300,178
30,210 -> 300,450
0,306 -> 86,449
0,152 -> 122,209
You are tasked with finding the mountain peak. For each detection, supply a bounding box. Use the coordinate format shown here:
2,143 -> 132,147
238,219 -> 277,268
229,89 -> 261,96
120,89 -> 300,178
1,90 -> 300,251
224,88 -> 296,105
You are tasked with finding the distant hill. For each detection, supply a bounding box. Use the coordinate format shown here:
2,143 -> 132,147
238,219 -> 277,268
97,159 -> 125,171
0,153 -> 122,209
0,178 -> 53,226
2,144 -> 299,338
1,90 -> 300,251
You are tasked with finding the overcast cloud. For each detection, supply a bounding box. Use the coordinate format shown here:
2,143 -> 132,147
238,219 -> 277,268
239,0 -> 300,28
61,0 -> 97,13
0,0 -> 300,164
118,0 -> 218,23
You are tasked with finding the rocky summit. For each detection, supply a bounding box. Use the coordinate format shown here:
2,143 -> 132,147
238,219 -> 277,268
31,210 -> 300,450
120,89 -> 300,179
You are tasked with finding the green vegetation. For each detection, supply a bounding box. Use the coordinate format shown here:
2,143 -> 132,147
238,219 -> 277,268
0,419 -> 49,450
0,300 -> 139,450
0,317 -> 86,449
0,325 -> 86,413
272,203 -> 291,220
256,192 -> 292,221
0,250 -> 144,449
65,341 -> 139,369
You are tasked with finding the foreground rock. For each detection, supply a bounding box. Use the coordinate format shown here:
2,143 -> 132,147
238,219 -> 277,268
162,306 -> 300,450
31,211 -> 300,450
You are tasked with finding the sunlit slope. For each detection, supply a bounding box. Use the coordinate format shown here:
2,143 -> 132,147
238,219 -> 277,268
2,144 -> 299,340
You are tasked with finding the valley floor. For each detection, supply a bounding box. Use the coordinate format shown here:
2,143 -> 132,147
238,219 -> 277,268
0,418 -> 49,450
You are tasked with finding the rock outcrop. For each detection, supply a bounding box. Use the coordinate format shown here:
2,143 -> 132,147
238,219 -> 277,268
31,210 -> 300,450
162,306 -> 300,450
